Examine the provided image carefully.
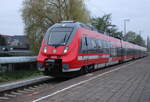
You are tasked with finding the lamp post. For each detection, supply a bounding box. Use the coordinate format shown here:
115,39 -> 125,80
124,19 -> 130,35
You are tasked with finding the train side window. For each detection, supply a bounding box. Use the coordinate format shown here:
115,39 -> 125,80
108,42 -> 112,48
97,40 -> 102,48
85,37 -> 88,46
95,39 -> 100,48
86,37 -> 92,50
87,37 -> 96,49
106,41 -> 110,48
80,37 -> 88,53
102,40 -> 107,48
91,39 -> 97,48
110,46 -> 116,57
101,40 -> 104,48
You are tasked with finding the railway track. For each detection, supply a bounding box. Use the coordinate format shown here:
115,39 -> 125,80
0,77 -> 69,102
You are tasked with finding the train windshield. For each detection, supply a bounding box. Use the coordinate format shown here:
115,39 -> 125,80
47,27 -> 73,46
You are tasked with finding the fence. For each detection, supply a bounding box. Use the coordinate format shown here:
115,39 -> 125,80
0,56 -> 37,72
0,50 -> 33,56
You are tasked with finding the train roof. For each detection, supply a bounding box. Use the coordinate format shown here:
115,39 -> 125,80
52,21 -> 104,33
51,21 -> 147,51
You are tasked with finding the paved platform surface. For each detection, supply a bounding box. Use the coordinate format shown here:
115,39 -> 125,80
39,57 -> 150,102
2,56 -> 150,102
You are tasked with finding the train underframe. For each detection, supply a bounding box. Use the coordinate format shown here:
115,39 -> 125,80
42,55 -> 147,78
43,59 -> 81,78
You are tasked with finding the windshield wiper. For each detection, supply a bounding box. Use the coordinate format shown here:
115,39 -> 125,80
63,32 -> 69,43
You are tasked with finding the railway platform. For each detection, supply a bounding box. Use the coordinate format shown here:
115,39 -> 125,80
1,56 -> 150,102
36,56 -> 150,102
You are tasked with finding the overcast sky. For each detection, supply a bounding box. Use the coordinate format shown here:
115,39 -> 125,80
0,0 -> 149,39
0,0 -> 23,35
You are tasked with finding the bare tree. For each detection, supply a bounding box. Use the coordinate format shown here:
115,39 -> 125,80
22,0 -> 90,54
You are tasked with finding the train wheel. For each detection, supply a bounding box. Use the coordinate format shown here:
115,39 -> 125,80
79,66 -> 88,75
119,60 -> 123,64
80,65 -> 95,75
43,68 -> 49,76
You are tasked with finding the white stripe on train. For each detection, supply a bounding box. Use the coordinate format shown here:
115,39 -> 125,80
78,55 -> 110,60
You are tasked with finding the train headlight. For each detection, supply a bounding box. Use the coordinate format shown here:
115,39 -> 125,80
43,46 -> 47,53
10,47 -> 13,51
63,47 -> 69,53
2,47 -> 6,51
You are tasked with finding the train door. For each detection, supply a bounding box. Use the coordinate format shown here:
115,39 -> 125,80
83,36 -> 89,65
120,40 -> 124,62
80,36 -> 89,65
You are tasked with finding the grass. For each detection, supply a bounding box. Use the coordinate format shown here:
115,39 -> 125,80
0,69 -> 43,83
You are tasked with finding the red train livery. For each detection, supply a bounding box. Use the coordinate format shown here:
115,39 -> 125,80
37,21 -> 147,77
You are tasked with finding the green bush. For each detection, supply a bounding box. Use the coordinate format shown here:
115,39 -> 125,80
0,69 -> 42,83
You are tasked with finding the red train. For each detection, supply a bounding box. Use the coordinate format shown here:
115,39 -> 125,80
37,21 -> 147,77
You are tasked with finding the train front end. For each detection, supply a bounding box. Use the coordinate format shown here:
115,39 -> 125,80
37,21 -> 80,77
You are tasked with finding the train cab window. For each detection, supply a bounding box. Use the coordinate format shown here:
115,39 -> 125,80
47,27 -> 73,46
